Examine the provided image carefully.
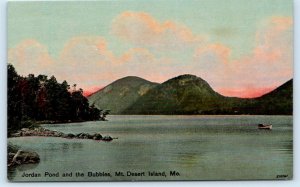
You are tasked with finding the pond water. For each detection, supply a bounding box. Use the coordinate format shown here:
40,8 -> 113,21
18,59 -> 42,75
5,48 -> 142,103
8,115 -> 293,181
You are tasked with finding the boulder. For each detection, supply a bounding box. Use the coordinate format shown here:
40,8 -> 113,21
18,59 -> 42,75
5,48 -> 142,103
63,133 -> 75,139
20,128 -> 30,132
76,133 -> 94,139
9,150 -> 40,167
102,136 -> 113,141
75,133 -> 83,138
93,133 -> 102,140
82,133 -> 89,139
11,132 -> 21,137
77,133 -> 87,139
87,134 -> 93,139
23,131 -> 33,136
53,131 -> 64,137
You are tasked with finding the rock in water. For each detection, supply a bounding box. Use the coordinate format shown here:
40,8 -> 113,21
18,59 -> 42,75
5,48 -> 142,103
8,150 -> 40,167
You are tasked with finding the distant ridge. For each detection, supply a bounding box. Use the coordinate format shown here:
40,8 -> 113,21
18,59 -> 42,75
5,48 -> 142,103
88,75 -> 293,115
240,79 -> 293,115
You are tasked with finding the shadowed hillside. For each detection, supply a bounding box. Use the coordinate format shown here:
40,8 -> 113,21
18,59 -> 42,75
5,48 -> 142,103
240,79 -> 293,115
88,76 -> 158,114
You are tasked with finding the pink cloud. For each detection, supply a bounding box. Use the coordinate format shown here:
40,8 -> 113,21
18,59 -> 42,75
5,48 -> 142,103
8,37 -> 120,93
55,36 -> 120,89
111,11 -> 204,50
193,16 -> 293,98
8,39 -> 55,76
56,37 -> 174,92
268,16 -> 293,32
59,36 -> 115,66
118,47 -> 181,83
120,48 -> 155,65
194,43 -> 231,65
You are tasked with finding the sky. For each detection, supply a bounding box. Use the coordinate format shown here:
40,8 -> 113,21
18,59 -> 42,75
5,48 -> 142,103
7,0 -> 293,98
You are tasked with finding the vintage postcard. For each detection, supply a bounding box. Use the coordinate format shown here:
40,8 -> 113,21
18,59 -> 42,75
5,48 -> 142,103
7,0 -> 293,181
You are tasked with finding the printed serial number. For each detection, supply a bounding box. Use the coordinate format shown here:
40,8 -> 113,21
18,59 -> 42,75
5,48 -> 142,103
276,175 -> 288,179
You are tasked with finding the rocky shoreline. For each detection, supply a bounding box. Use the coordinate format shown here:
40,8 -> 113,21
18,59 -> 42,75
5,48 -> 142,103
10,127 -> 114,141
8,128 -> 115,168
8,149 -> 40,168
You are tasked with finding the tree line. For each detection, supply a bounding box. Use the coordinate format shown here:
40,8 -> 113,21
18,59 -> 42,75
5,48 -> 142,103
8,64 -> 108,134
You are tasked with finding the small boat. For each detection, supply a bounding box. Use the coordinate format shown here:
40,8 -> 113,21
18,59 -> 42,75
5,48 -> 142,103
258,124 -> 272,130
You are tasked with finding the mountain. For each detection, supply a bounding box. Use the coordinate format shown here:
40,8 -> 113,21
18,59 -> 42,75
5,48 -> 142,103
88,76 -> 158,114
122,74 -> 246,114
88,75 -> 292,115
240,79 -> 293,115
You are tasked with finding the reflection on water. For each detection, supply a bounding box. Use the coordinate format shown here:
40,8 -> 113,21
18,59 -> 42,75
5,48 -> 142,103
8,115 -> 292,181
